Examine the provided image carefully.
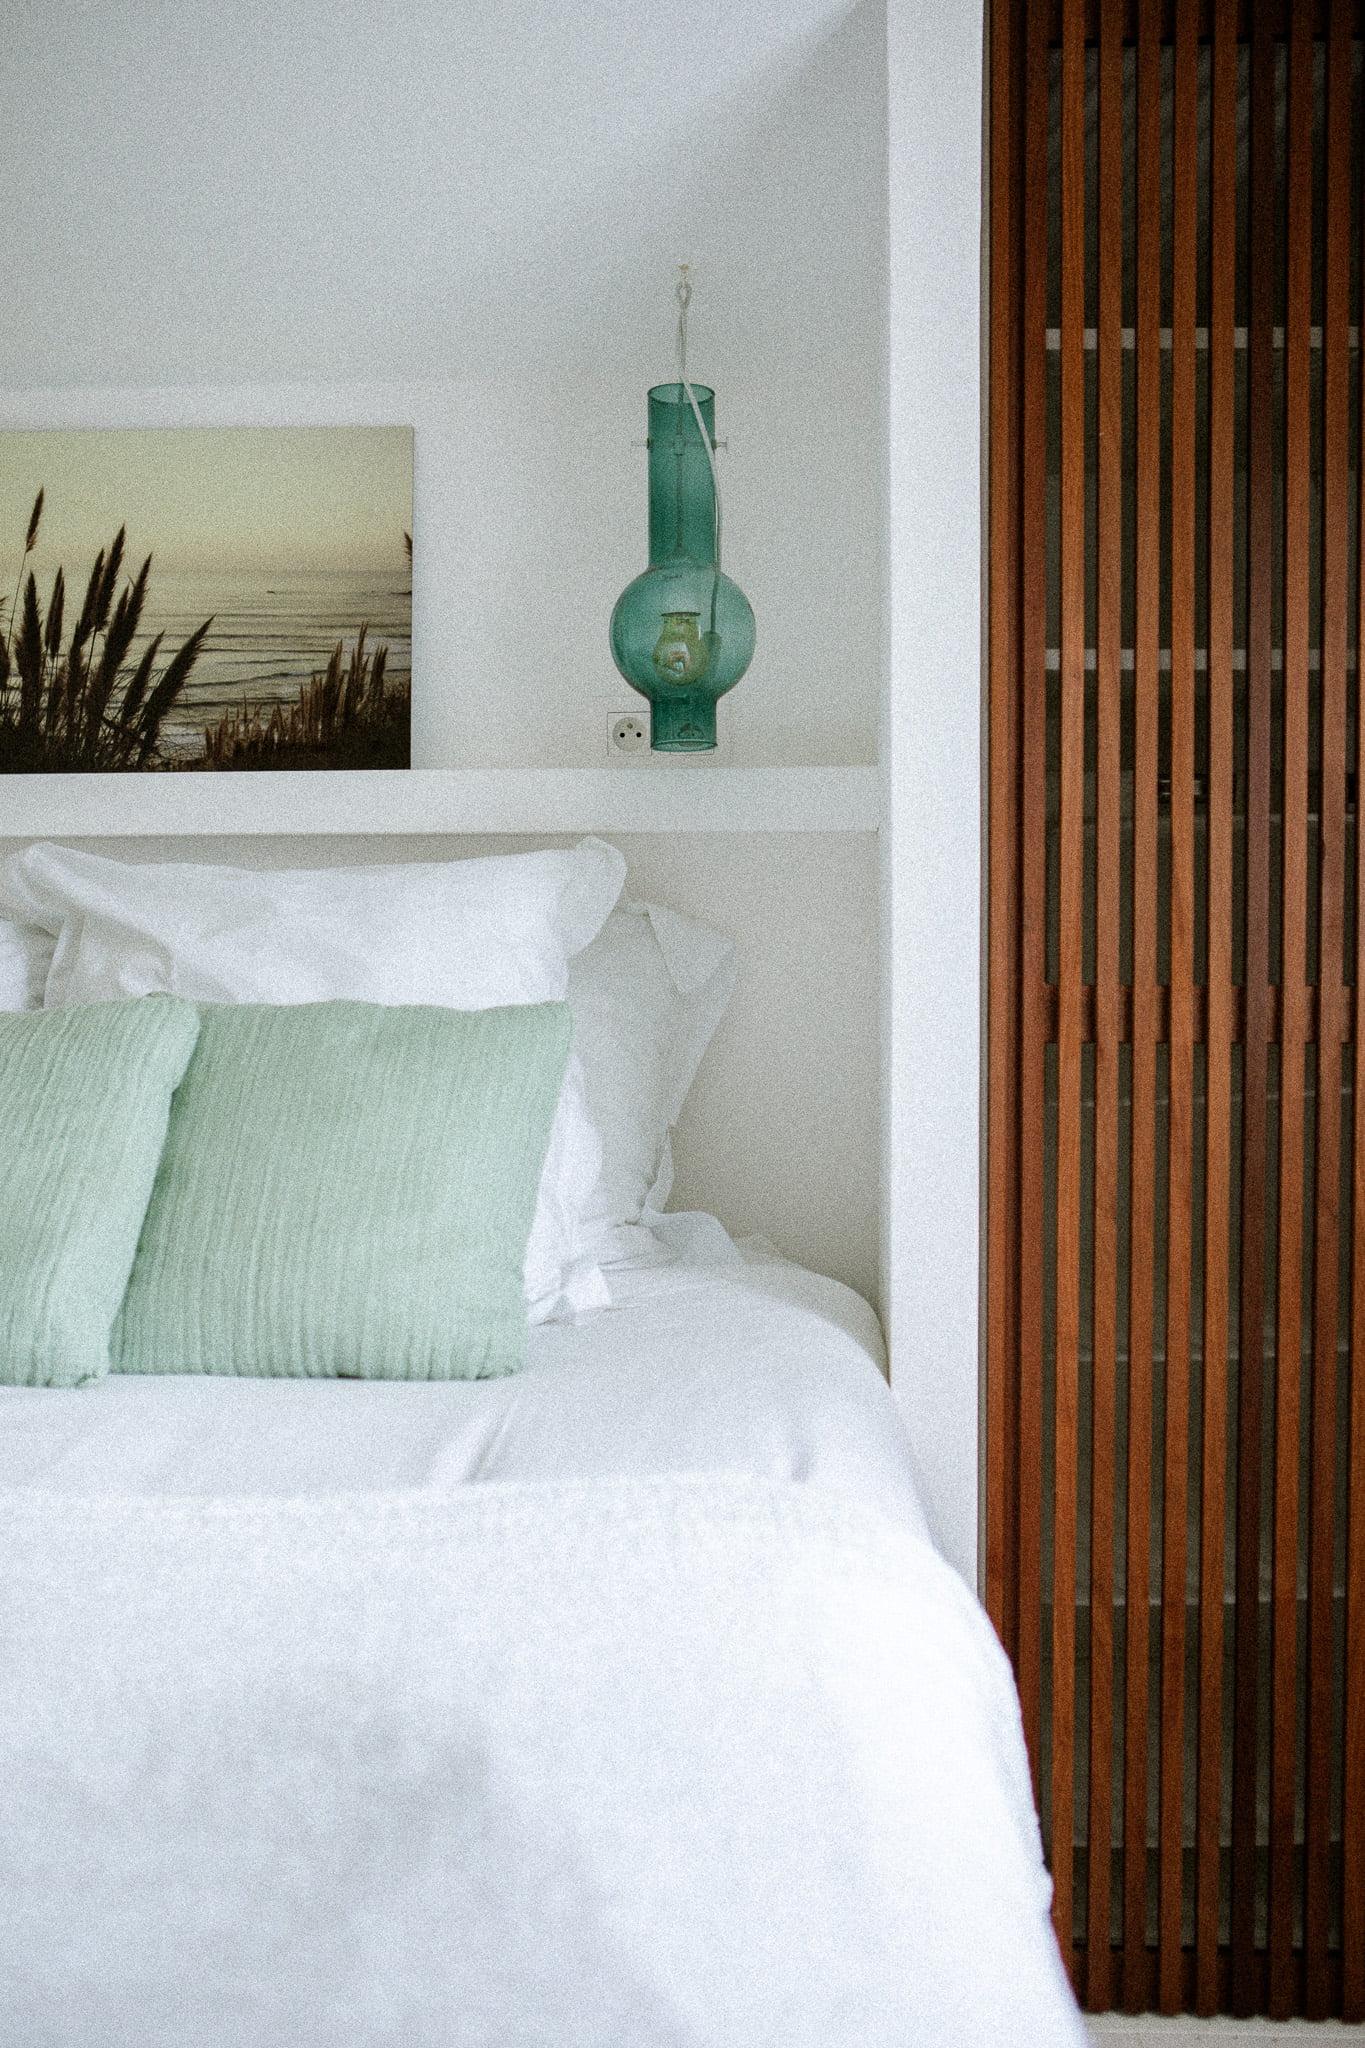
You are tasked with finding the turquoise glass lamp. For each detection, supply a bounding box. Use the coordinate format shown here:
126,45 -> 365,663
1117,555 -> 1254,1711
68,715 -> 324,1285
609,281 -> 755,750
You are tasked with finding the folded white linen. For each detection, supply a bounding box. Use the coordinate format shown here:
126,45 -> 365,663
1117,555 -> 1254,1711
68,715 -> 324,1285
0,915 -> 52,1011
0,1476 -> 1084,2048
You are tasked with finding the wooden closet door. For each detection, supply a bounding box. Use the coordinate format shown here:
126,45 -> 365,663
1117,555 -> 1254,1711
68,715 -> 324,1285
986,0 -> 1365,2017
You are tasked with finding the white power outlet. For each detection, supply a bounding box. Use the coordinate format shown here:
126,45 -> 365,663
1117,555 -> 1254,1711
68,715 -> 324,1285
608,711 -> 649,758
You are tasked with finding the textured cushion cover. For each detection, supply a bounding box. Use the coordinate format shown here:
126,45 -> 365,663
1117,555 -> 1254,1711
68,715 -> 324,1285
0,999 -> 201,1387
0,838 -> 626,1323
114,999 -> 572,1382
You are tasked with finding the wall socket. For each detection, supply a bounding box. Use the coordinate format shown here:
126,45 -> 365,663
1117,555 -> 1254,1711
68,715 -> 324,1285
608,711 -> 649,757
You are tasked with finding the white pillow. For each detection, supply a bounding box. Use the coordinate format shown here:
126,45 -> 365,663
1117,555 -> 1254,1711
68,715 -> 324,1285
0,839 -> 626,1322
0,917 -> 53,1012
2,840 -> 625,1011
567,900 -> 735,1265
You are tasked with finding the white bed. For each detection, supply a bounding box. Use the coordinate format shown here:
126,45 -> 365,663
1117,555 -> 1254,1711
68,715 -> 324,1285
0,845 -> 1081,2045
0,1251 -> 925,1527
0,1249 -> 1085,2048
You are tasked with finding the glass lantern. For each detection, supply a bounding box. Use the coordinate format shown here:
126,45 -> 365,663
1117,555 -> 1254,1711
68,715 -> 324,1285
609,383 -> 755,751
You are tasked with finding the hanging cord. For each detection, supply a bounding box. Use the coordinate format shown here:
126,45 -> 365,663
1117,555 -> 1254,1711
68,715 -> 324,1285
675,265 -> 722,645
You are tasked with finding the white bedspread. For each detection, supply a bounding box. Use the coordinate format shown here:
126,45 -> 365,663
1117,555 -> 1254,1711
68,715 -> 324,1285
0,1475 -> 1083,2048
0,1255 -> 928,1534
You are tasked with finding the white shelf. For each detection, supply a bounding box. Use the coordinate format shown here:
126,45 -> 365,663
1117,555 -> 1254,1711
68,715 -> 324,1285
0,766 -> 882,840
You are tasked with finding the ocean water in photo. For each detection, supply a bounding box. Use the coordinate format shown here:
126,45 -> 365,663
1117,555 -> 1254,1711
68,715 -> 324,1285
136,565 -> 412,761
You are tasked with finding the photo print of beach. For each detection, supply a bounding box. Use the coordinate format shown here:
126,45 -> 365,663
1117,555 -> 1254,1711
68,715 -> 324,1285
0,424 -> 412,772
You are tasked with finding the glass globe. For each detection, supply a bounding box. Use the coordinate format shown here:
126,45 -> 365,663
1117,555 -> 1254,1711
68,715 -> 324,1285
609,384 -> 755,751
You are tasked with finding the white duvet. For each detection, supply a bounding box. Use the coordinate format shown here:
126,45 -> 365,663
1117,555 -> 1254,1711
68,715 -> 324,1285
0,1259 -> 1083,2045
0,1254 -> 927,1523
0,1476 -> 1082,2047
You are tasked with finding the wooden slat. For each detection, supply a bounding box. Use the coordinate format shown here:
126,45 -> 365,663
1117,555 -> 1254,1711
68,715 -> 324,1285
1046,0 -> 1364,39
1303,1 -> 1352,2016
1017,0 -> 1052,1813
1074,1933 -> 1349,2014
1052,0 -> 1087,1974
1042,979 -> 1359,1047
1230,0 -> 1274,2008
1085,0 -> 1124,2004
1345,41 -> 1365,2013
1123,0 -> 1161,2005
992,1 -> 1365,2017
1157,1 -> 1197,2009
986,0 -> 1025,1669
1266,3 -> 1311,2016
1194,0 -> 1236,2012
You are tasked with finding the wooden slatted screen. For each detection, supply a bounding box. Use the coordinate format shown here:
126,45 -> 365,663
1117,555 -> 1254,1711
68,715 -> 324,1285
986,0 -> 1365,2016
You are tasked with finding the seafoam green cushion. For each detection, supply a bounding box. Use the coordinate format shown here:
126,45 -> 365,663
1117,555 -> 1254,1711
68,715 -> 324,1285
0,998 -> 201,1387
114,999 -> 572,1381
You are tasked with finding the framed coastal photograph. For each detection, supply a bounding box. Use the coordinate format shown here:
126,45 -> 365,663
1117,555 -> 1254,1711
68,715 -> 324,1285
0,424 -> 412,773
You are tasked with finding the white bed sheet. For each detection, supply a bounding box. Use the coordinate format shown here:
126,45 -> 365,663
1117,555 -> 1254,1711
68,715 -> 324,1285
0,1252 -> 929,1540
0,1249 -> 1084,2044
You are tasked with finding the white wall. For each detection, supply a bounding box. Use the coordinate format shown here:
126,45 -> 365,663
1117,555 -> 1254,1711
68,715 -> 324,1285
0,1 -> 886,774
0,371 -> 880,773
1,2 -> 884,393
883,0 -> 984,1585
0,2 -> 998,1538
0,3 -> 891,1299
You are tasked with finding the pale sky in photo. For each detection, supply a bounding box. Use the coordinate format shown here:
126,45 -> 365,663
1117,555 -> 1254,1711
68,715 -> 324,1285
0,426 -> 412,580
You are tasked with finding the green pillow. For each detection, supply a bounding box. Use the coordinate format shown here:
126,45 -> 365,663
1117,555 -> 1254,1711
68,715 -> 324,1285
114,999 -> 572,1381
0,998 -> 201,1388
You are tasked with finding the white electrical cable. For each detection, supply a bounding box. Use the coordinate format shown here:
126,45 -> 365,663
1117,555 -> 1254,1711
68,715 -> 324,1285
675,265 -> 723,572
